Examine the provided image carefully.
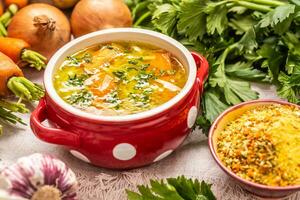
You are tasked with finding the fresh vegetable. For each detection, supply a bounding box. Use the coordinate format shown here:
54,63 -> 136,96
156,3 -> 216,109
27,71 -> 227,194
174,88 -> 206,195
4,0 -> 28,8
0,4 -> 18,36
0,51 -> 23,96
127,0 -> 300,131
126,176 -> 216,200
0,52 -> 44,100
0,99 -> 28,134
0,37 -> 47,70
0,0 -> 3,16
8,3 -> 71,59
0,153 -> 78,200
53,0 -> 79,9
70,0 -> 132,38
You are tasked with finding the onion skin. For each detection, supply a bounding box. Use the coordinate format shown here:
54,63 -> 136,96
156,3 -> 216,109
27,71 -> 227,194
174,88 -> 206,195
7,3 -> 71,60
71,0 -> 132,38
53,0 -> 79,9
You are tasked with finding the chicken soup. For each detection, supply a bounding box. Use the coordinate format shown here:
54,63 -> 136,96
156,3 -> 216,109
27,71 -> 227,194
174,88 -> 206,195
53,42 -> 187,116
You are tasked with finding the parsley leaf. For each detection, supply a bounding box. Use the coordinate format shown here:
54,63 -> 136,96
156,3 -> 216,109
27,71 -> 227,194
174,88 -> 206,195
225,61 -> 267,82
126,176 -> 216,200
277,72 -> 300,103
177,0 -> 207,41
259,4 -> 296,34
152,4 -> 179,37
282,32 -> 300,74
206,3 -> 228,35
200,89 -> 229,123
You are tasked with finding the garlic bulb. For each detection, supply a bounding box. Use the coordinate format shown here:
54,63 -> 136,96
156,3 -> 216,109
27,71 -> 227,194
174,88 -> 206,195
0,154 -> 77,200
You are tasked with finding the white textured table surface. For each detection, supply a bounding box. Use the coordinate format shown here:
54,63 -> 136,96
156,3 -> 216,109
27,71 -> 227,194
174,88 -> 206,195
0,68 -> 299,200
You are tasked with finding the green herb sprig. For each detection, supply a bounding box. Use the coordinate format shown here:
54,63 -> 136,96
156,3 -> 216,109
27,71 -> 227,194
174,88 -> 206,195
126,176 -> 216,200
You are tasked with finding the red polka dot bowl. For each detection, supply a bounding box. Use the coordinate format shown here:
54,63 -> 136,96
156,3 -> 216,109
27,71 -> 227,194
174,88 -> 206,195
30,28 -> 209,169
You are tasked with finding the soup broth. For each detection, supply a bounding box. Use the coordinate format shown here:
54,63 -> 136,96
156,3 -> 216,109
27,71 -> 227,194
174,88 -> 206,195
53,42 -> 187,116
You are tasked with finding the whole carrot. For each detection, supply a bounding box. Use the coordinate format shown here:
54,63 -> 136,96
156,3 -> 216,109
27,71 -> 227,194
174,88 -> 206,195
0,52 -> 44,100
0,37 -> 47,70
0,52 -> 23,96
5,0 -> 27,8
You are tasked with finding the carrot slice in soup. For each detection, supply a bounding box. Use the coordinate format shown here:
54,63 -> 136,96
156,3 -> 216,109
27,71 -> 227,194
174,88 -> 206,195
87,72 -> 116,97
149,52 -> 172,72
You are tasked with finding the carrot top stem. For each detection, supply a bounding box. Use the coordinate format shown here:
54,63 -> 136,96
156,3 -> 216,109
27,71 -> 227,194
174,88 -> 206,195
21,49 -> 47,70
0,21 -> 7,36
0,4 -> 18,27
7,77 -> 45,101
0,99 -> 28,113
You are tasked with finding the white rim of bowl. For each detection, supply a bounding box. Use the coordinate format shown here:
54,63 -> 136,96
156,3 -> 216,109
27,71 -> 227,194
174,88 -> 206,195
44,28 -> 197,122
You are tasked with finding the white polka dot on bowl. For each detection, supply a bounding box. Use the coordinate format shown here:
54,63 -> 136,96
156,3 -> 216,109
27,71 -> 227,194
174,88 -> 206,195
187,106 -> 198,128
113,143 -> 136,161
153,150 -> 173,162
70,150 -> 91,163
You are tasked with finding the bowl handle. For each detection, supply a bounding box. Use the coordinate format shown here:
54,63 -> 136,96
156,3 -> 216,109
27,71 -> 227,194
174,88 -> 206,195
191,52 -> 209,93
30,98 -> 80,148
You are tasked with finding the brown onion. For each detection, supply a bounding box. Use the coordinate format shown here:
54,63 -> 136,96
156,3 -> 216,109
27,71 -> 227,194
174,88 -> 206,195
70,0 -> 132,38
7,3 -> 71,59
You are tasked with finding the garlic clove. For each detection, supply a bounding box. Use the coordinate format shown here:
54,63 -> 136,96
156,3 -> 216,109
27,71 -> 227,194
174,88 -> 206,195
0,154 -> 77,200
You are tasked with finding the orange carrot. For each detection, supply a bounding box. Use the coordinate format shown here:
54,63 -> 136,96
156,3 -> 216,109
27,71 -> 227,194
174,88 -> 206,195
0,0 -> 4,16
5,0 -> 27,8
0,37 -> 29,63
149,52 -> 172,72
0,37 -> 46,70
0,52 -> 23,96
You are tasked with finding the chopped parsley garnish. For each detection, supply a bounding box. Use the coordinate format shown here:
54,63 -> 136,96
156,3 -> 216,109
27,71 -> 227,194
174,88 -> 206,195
66,74 -> 89,87
67,90 -> 94,107
105,90 -> 121,109
129,88 -> 153,107
66,56 -> 80,66
128,60 -> 139,65
140,63 -> 150,70
112,70 -> 126,80
66,52 -> 93,66
159,69 -> 176,76
134,71 -> 156,89
82,53 -> 92,63
105,45 -> 114,50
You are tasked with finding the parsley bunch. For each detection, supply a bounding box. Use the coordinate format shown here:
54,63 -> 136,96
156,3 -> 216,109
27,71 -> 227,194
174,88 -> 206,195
126,176 -> 216,200
126,0 -> 300,132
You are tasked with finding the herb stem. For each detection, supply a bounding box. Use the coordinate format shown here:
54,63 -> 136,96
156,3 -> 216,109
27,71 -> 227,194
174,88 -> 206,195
235,0 -> 272,12
134,11 -> 151,27
243,0 -> 286,7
